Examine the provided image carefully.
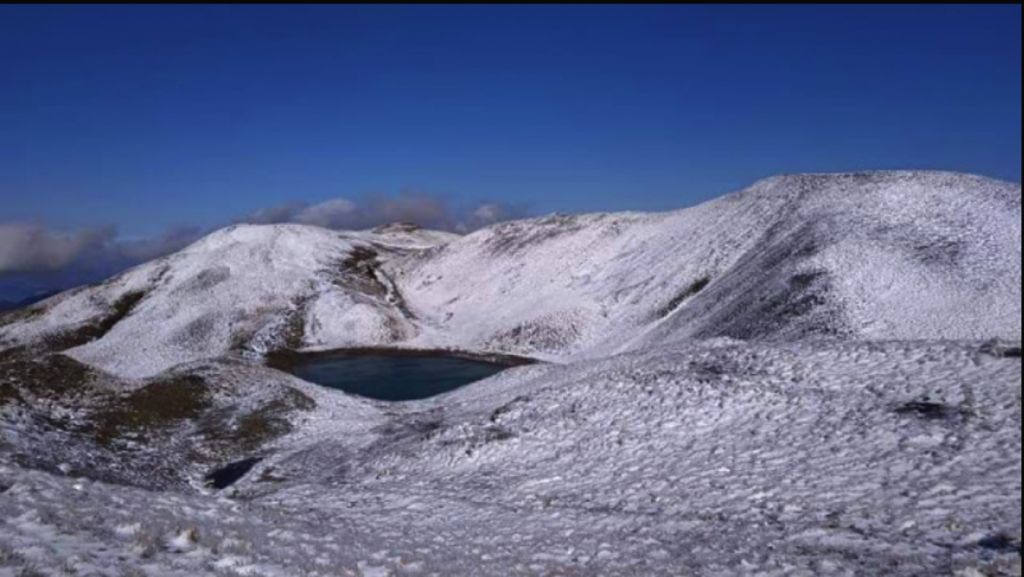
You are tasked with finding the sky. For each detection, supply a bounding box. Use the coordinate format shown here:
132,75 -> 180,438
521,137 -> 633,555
0,5 -> 1021,297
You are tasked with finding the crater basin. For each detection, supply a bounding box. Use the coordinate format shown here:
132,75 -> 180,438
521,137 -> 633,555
284,353 -> 509,402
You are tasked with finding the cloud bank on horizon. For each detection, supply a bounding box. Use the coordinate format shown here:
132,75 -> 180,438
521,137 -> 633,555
239,193 -> 523,233
0,193 -> 526,281
0,223 -> 208,278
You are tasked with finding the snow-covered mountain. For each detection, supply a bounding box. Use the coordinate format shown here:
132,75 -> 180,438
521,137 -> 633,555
0,171 -> 1020,575
0,171 -> 1018,379
401,171 -> 1020,357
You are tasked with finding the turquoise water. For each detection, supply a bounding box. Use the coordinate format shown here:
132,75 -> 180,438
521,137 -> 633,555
289,354 -> 507,402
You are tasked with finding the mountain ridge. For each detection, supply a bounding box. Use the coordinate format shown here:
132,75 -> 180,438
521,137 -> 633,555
0,170 -> 1019,379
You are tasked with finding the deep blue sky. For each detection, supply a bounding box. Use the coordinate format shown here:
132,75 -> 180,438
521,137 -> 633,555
1,4 -> 1021,238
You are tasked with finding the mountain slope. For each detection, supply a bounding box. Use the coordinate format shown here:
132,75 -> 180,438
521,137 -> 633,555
0,225 -> 455,378
1,340 -> 1020,576
0,171 -> 1019,379
396,170 -> 1021,356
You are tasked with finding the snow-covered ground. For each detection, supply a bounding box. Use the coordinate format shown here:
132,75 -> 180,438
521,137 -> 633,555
0,341 -> 1020,575
0,171 -> 1020,575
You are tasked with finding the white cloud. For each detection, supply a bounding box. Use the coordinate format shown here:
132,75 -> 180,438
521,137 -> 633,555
0,223 -> 115,274
294,199 -> 358,229
237,193 -> 527,234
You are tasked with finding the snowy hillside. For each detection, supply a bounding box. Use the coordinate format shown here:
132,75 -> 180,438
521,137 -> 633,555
0,341 -> 1020,575
0,171 -> 1019,380
0,171 -> 1020,575
400,171 -> 1021,358
0,224 -> 456,379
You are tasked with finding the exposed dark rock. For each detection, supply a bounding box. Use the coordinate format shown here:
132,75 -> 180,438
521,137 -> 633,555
332,247 -> 387,298
658,277 -> 711,319
483,426 -> 516,442
205,457 -> 263,490
895,400 -> 970,421
977,533 -> 1022,555
491,395 -> 530,424
980,340 -> 1022,360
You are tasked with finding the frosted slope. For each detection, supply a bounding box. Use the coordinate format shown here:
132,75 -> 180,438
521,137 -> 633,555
2,224 -> 453,379
0,340 -> 1019,575
400,171 -> 1021,358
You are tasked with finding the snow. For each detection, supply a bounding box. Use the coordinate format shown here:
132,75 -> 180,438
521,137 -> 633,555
0,340 -> 1020,575
0,171 -> 1018,380
0,224 -> 454,379
0,171 -> 1020,575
